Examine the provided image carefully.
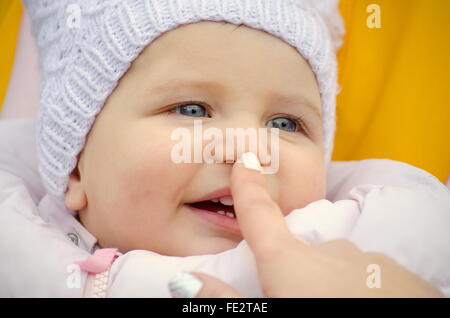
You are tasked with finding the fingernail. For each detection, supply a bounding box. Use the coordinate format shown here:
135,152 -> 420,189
168,272 -> 203,298
240,152 -> 261,172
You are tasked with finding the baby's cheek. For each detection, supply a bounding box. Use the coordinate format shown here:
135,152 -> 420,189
100,139 -> 192,248
116,144 -> 173,203
276,150 -> 326,215
112,136 -> 195,215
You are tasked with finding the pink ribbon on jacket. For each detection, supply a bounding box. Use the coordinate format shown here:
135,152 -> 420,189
74,248 -> 119,274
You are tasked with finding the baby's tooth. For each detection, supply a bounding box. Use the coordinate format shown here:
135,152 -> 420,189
226,212 -> 235,218
217,210 -> 225,215
219,196 -> 234,206
211,199 -> 219,203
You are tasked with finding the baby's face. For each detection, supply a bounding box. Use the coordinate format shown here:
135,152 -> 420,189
65,21 -> 326,256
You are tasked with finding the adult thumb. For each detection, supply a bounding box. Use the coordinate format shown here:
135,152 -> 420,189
168,271 -> 245,298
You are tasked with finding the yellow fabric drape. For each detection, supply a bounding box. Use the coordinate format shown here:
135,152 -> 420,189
336,0 -> 450,183
0,0 -> 22,113
0,0 -> 449,183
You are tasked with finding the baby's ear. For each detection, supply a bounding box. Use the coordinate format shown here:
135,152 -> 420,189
65,165 -> 87,212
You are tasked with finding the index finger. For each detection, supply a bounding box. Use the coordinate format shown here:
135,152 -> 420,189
231,152 -> 306,261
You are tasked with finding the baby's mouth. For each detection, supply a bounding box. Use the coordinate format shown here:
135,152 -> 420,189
187,196 -> 236,219
185,188 -> 240,235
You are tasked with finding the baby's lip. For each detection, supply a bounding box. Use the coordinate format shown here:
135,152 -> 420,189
186,204 -> 241,236
189,187 -> 232,203
185,186 -> 241,237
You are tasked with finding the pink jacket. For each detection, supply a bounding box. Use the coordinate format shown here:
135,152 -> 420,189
1,119 -> 449,297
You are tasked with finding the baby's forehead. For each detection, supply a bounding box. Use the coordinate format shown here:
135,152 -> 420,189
136,20 -> 312,73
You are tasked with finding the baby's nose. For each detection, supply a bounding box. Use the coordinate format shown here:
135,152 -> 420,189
211,123 -> 273,166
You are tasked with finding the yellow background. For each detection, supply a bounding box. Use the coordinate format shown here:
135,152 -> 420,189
1,0 -> 449,183
0,0 -> 21,110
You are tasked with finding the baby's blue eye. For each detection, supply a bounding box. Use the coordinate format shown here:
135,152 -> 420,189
172,104 -> 208,117
266,117 -> 298,132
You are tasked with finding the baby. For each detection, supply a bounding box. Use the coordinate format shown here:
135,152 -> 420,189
34,0 -> 341,258
65,19 -> 328,256
0,0 -> 449,297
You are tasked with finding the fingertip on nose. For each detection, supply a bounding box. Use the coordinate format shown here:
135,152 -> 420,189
239,152 -> 262,172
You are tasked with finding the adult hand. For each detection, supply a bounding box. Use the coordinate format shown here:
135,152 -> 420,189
168,152 -> 443,298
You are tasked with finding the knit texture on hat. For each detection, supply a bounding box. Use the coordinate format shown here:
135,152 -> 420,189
24,0 -> 344,202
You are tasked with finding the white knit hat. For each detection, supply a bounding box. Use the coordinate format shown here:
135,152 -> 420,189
24,0 -> 345,202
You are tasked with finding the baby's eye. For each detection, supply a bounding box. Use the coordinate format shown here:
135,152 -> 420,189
266,117 -> 300,132
171,103 -> 209,118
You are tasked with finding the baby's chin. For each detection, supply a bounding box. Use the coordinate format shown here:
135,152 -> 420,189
167,236 -> 243,257
111,235 -> 243,257
166,237 -> 244,257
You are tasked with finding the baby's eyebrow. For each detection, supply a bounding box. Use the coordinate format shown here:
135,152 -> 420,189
151,79 -> 224,95
151,79 -> 321,119
267,91 -> 322,119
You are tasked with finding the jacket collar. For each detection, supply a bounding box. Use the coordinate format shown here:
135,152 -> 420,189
37,193 -> 99,253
